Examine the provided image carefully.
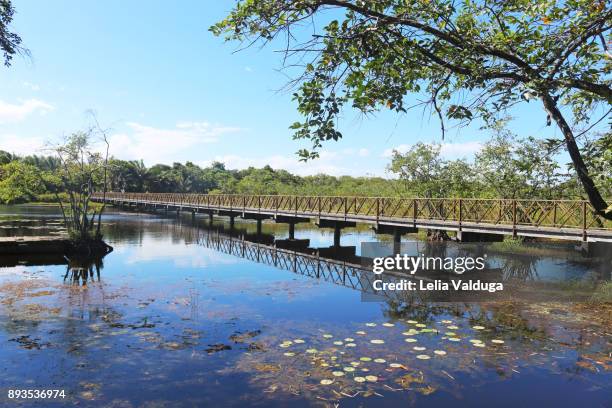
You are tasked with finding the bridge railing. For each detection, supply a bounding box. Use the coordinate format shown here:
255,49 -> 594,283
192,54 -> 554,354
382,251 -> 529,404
93,192 -> 611,231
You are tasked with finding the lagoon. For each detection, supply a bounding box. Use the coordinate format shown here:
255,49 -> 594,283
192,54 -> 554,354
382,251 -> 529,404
0,205 -> 610,407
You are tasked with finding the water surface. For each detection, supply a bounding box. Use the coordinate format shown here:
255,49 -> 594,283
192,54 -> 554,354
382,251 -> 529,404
0,205 -> 610,407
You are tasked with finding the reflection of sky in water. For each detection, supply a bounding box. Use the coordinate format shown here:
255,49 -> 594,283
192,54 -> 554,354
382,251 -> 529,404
0,206 -> 609,407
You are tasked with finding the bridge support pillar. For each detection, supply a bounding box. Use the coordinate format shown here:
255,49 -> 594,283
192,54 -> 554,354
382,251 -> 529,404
274,215 -> 310,240
256,219 -> 262,235
288,223 -> 295,240
316,219 -> 356,247
209,212 -> 213,224
456,231 -> 504,242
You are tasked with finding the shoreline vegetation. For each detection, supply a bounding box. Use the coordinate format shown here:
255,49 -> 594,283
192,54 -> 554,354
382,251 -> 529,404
1,136 -> 610,206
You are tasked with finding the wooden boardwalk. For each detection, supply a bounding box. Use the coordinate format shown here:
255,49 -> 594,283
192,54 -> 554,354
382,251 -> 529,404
92,193 -> 612,242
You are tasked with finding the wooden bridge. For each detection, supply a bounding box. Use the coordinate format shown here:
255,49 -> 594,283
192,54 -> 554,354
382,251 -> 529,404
92,193 -> 612,243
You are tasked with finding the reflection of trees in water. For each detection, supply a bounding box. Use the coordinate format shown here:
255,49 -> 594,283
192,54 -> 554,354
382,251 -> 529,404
498,254 -> 539,281
64,256 -> 104,286
382,300 -> 548,342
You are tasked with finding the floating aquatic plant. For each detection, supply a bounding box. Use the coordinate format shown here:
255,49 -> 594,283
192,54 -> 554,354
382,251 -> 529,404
356,331 -> 366,335
374,358 -> 386,363
405,338 -> 417,343
434,350 -> 447,355
370,339 -> 385,344
365,375 -> 378,382
360,357 -> 372,361
365,323 -> 377,327
332,371 -> 344,377
416,354 -> 431,360
382,323 -> 395,327
320,379 -> 333,385
354,377 -> 366,383
491,339 -> 505,344
472,325 -> 485,330
413,346 -> 426,351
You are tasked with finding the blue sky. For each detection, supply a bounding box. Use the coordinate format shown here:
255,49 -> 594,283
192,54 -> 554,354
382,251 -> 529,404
0,0 -> 576,176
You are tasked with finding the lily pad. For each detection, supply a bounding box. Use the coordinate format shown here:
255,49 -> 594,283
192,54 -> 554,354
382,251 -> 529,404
389,363 -> 402,368
333,341 -> 343,346
323,334 -> 333,338
293,339 -> 305,344
306,348 -> 318,354
447,325 -> 459,330
370,339 -> 385,344
416,354 -> 431,360
344,337 -> 355,342
320,379 -> 334,385
283,352 -> 296,356
365,375 -> 378,382
415,323 -> 427,328
472,325 -> 485,330
405,338 -> 417,343
374,358 -> 386,363
448,337 -> 461,342
354,377 -> 366,383
343,367 -> 355,372
365,323 -> 377,327
434,350 -> 447,356
332,371 -> 345,377
346,343 -> 356,347
360,357 -> 372,361
356,331 -> 366,335
413,346 -> 426,351
406,320 -> 418,324
382,323 -> 395,327
491,339 -> 505,344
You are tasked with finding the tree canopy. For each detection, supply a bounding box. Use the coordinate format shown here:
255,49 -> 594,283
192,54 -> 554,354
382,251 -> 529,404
211,0 -> 611,217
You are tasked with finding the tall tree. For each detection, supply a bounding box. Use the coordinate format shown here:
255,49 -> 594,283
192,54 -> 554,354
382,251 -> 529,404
0,0 -> 24,66
212,0 -> 612,218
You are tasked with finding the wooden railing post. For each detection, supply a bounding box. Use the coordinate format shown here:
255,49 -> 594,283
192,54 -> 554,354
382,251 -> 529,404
512,200 -> 517,238
582,201 -> 587,242
458,199 -> 462,231
376,198 -> 380,223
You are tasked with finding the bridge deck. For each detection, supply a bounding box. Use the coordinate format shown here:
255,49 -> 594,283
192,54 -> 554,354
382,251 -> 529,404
92,193 -> 612,242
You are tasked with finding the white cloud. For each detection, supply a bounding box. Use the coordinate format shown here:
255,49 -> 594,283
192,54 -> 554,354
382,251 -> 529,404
0,99 -> 54,124
22,81 -> 40,91
382,141 -> 482,159
108,121 -> 242,164
0,134 -> 47,155
358,148 -> 370,157
244,66 -> 253,72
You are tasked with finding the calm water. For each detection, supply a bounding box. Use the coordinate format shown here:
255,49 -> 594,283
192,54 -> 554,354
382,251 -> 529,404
0,205 -> 610,407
